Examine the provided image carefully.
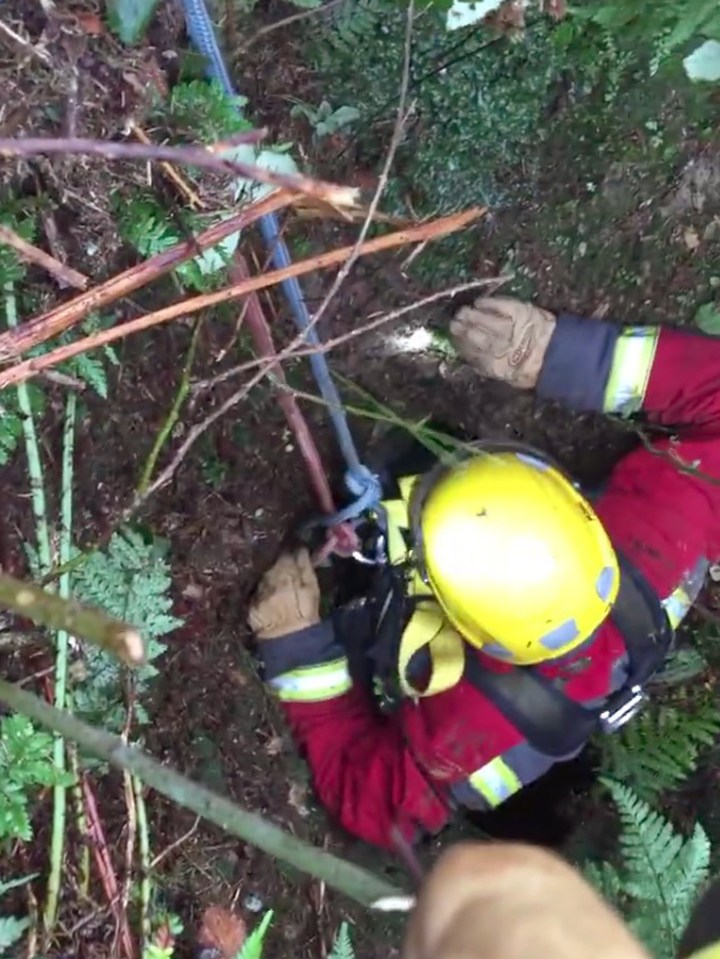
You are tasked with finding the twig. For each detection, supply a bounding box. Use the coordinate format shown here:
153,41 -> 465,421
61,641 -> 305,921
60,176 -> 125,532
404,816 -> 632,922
68,743 -> 90,897
81,774 -> 136,959
150,815 -> 200,869
227,254 -> 338,518
240,0 -> 346,49
128,121 -> 205,211
306,0 -> 415,341
0,20 -> 51,65
0,224 -> 88,290
135,318 -> 203,495
0,208 -> 485,389
44,392 -> 77,942
120,769 -> 137,956
0,189 -> 294,362
5,283 -> 52,573
0,136 -> 361,210
133,776 -> 152,953
193,276 -> 505,394
0,573 -> 145,665
0,680 -> 406,909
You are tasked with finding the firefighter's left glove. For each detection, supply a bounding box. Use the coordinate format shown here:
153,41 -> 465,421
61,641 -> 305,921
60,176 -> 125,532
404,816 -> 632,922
248,549 -> 320,640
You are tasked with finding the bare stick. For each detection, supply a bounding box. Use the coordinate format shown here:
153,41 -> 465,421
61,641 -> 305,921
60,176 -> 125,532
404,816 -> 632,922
0,572 -> 145,665
0,208 -> 484,389
240,0 -> 346,49
307,0 -> 415,341
0,137 -> 360,210
0,680 -> 405,909
193,276 -> 506,394
0,224 -> 88,290
0,190 -> 293,362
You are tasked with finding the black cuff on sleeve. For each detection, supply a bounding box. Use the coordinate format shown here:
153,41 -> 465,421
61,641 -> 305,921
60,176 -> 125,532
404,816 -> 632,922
257,620 -> 344,680
536,312 -> 620,412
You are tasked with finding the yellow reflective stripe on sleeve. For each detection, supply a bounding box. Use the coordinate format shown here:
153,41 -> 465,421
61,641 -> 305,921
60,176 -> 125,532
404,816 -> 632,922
661,556 -> 710,629
662,584 -> 691,630
469,756 -> 522,808
268,657 -> 351,703
603,327 -> 659,415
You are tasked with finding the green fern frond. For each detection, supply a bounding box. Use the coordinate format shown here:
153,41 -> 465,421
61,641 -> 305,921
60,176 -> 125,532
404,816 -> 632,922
70,529 -> 183,731
0,915 -> 29,953
0,396 -> 24,466
603,780 -> 710,958
598,700 -> 720,801
328,922 -> 354,959
234,910 -> 273,959
167,79 -> 252,143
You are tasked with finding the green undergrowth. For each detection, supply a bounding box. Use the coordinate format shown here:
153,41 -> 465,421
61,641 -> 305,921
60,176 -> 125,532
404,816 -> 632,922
308,5 -> 714,286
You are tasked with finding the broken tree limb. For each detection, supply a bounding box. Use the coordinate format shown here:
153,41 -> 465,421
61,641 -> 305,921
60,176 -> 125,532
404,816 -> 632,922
0,189 -> 294,362
0,136 -> 360,212
0,573 -> 145,665
0,224 -> 89,290
0,680 -> 407,909
0,207 -> 486,390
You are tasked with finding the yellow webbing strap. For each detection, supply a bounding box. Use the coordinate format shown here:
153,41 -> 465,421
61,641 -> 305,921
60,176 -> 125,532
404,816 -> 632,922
383,473 -> 466,698
397,603 -> 465,698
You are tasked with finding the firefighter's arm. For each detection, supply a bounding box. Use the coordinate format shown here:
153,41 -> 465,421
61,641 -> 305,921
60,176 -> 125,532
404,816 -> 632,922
249,550 -> 449,848
401,842 -> 650,959
451,296 -> 720,433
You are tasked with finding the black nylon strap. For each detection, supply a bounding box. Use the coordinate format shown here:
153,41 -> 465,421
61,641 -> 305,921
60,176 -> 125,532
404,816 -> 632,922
462,553 -> 673,757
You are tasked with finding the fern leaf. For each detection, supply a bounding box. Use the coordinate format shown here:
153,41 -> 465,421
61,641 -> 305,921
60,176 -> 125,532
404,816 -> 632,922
599,701 -> 720,800
234,910 -> 273,959
328,921 -> 354,959
604,780 -> 710,958
70,529 -> 183,731
0,915 -> 29,952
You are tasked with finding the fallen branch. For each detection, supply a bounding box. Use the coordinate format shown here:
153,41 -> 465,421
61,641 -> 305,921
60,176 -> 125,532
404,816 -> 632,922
0,680 -> 406,909
0,189 -> 294,362
0,573 -> 145,665
0,136 -> 359,211
0,207 -> 485,389
0,224 -> 88,290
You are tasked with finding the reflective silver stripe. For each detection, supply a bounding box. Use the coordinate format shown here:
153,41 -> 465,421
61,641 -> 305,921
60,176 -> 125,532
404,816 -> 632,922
603,327 -> 659,415
269,659 -> 352,703
661,557 -> 710,630
468,756 -> 522,807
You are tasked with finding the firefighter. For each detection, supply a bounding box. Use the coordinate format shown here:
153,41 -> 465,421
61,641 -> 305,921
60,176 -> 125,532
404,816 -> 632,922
248,296 -> 720,849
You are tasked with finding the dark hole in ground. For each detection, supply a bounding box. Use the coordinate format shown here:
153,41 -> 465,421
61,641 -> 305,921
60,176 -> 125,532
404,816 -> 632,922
472,755 -> 597,847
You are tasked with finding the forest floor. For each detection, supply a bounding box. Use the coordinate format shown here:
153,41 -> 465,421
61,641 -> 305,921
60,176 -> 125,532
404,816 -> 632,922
1,0 -> 720,956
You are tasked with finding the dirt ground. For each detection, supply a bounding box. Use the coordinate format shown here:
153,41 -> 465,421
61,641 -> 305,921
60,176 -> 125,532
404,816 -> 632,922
2,0 -> 720,956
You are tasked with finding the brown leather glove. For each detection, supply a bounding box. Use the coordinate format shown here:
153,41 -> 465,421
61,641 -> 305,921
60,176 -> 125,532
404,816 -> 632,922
449,296 -> 556,389
401,842 -> 649,959
248,549 -> 320,640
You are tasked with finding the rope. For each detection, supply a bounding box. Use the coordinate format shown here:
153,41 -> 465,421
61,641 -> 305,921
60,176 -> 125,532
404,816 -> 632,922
180,0 -> 382,525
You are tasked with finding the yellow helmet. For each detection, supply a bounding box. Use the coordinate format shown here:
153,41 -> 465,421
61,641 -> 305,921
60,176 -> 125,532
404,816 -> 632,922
413,450 -> 619,665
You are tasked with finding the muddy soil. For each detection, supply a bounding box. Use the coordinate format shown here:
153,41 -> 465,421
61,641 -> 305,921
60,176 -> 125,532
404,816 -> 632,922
1,1 -> 720,956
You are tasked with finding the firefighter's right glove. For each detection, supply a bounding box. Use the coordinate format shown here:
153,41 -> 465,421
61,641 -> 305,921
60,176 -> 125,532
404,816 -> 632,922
248,549 -> 320,641
449,296 -> 556,389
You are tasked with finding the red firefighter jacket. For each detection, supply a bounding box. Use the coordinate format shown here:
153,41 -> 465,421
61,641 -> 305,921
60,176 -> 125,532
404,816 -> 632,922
254,315 -> 720,849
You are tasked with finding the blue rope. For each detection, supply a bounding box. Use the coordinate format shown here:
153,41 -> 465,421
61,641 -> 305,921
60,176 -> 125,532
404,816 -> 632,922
180,0 -> 381,522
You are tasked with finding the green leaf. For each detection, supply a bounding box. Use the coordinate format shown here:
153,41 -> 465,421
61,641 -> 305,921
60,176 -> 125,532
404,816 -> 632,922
0,915 -> 29,952
234,910 -> 274,959
328,922 -> 354,959
288,0 -> 323,8
694,301 -> 720,334
107,0 -> 161,45
683,39 -> 720,82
